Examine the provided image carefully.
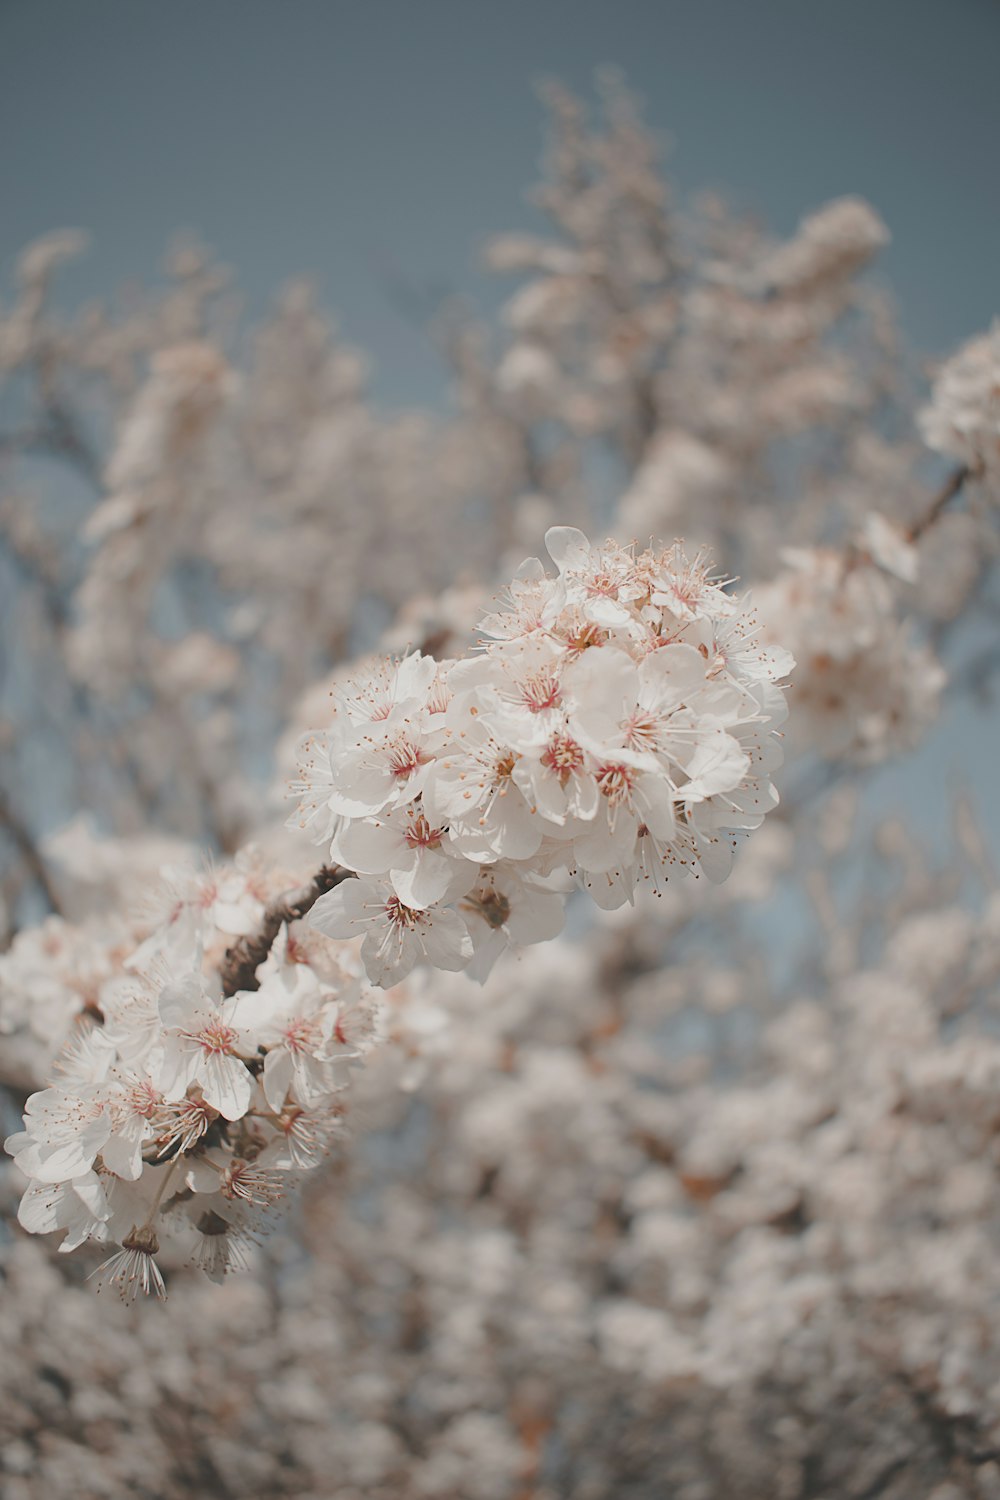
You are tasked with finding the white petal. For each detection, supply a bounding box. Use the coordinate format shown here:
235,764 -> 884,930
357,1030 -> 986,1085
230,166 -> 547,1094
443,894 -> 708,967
545,525 -> 590,573
263,1048 -> 296,1112
419,909 -> 474,973
199,1054 -> 253,1121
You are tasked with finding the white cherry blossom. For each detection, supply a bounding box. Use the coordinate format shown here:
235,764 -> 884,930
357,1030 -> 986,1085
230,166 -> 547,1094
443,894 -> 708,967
308,876 -> 474,987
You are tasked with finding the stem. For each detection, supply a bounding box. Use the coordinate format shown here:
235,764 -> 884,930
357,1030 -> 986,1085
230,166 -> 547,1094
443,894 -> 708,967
907,464 -> 970,544
219,864 -> 353,996
143,1155 -> 180,1227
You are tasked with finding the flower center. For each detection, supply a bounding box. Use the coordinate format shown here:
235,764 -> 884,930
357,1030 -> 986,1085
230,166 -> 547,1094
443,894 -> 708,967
387,735 -> 426,779
493,750 -> 518,783
384,896 -> 423,930
125,1080 -> 161,1119
584,570 -> 620,598
541,733 -> 585,783
403,813 -> 443,850
520,668 -> 562,713
624,711 -> 660,752
282,1016 -> 320,1055
596,763 -> 635,806
561,619 -> 605,654
462,887 -> 512,930
191,1020 -> 238,1056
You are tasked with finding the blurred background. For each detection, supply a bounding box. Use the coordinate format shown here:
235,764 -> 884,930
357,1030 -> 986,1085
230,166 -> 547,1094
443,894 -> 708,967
3,5 -> 1000,1498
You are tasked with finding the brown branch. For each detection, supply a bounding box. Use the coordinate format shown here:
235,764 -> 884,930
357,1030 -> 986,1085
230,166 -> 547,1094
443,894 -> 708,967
219,864 -> 353,996
907,464 -> 970,544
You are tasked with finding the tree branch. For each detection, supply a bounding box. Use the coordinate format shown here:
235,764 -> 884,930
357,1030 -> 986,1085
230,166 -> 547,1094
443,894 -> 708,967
219,864 -> 353,996
907,464 -> 970,543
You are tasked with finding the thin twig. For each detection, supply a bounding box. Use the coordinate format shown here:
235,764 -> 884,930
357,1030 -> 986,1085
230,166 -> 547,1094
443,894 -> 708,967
219,864 -> 353,996
907,464 -> 970,543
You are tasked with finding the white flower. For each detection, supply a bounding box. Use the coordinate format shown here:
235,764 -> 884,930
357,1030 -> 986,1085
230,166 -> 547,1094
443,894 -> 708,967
332,801 -> 476,909
16,1173 -> 110,1252
154,971 -> 255,1120
308,877 -> 473,987
459,865 -> 566,982
6,1086 -> 113,1183
423,690 -> 544,864
544,527 -> 642,628
231,928 -> 358,1110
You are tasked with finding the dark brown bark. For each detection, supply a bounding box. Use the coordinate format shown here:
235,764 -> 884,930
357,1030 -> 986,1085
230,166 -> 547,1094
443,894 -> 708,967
219,864 -> 353,996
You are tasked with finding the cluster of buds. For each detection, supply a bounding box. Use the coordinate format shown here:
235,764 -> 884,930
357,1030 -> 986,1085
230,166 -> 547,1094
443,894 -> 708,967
292,527 -> 793,985
4,858 -> 377,1298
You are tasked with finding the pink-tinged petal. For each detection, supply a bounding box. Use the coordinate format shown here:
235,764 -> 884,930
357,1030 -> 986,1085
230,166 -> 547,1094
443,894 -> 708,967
199,1054 -> 253,1121
634,778 -> 677,840
571,811 -> 640,874
326,762 -> 396,818
545,525 -> 590,574
464,924 -> 507,984
31,1129 -> 109,1184
513,758 -> 569,824
393,652 -> 438,702
391,850 -> 476,910
578,864 -> 638,911
419,909 -> 474,973
333,817 -> 401,875
18,1175 -> 108,1249
100,1130 -> 145,1182
263,1047 -> 296,1112
17,1182 -> 65,1236
505,891 -> 565,947
638,643 -> 707,703
585,596 -> 633,628
155,1042 -> 203,1103
361,925 -> 416,988
185,1157 -> 222,1193
683,733 -> 748,802
307,879 -> 367,940
693,833 -> 736,884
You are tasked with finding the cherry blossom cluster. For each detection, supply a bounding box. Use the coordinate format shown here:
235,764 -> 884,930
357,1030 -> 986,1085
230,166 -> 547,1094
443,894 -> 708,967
291,526 -> 793,987
4,855 -> 378,1299
756,545 -> 945,764
921,322 -> 1000,496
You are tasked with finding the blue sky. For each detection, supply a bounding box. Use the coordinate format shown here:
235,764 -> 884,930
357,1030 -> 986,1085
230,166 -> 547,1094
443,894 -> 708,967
2,0 -> 998,406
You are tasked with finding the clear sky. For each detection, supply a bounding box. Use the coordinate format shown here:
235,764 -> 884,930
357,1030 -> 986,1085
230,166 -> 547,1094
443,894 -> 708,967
1,0 -> 998,405
2,0 -> 999,852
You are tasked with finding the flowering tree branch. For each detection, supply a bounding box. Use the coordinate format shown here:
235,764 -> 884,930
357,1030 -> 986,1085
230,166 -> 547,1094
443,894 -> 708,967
218,863 -> 353,995
908,463 -> 971,543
